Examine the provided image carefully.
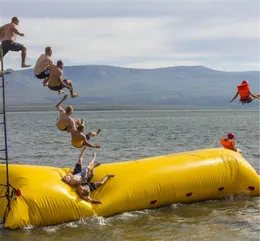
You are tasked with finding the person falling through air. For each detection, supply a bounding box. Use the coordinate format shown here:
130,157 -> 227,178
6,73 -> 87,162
62,147 -> 115,204
48,60 -> 78,97
34,46 -> 54,86
230,80 -> 260,104
70,122 -> 101,149
55,94 -> 83,132
55,95 -> 102,149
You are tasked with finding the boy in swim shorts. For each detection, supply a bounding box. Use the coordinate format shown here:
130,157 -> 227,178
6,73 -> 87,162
62,147 -> 114,204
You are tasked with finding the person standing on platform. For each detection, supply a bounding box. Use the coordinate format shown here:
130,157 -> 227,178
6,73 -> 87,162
0,17 -> 31,68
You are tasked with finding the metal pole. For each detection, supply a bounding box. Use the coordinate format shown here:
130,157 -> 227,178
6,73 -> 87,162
0,45 -> 11,211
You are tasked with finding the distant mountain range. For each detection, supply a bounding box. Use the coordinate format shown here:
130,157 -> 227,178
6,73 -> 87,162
2,65 -> 260,108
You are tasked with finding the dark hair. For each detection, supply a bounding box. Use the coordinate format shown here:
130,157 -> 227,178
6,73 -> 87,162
11,17 -> 19,22
57,60 -> 63,66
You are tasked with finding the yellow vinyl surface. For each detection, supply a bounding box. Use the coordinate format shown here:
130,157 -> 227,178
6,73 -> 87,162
0,148 -> 259,229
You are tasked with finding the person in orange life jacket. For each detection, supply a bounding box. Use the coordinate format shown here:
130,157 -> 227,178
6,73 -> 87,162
220,133 -> 242,154
230,80 -> 260,104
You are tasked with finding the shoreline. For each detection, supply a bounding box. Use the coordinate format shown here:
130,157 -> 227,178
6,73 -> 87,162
4,104 -> 259,112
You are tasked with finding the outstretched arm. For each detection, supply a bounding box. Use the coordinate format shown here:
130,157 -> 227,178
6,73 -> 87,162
13,26 -> 24,36
231,142 -> 237,151
83,135 -> 101,148
249,91 -> 260,99
44,64 -> 53,71
80,194 -> 102,204
57,74 -> 71,90
230,91 -> 239,103
69,117 -> 77,131
55,94 -> 68,111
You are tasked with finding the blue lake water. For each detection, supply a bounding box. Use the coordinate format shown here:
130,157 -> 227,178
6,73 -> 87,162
0,110 -> 259,241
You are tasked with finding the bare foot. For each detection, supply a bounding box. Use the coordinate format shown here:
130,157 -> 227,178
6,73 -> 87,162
21,64 -> 31,68
108,174 -> 115,178
94,162 -> 101,168
58,90 -> 64,95
72,93 -> 79,98
96,128 -> 102,135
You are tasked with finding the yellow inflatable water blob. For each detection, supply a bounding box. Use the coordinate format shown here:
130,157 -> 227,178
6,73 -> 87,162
0,148 -> 259,229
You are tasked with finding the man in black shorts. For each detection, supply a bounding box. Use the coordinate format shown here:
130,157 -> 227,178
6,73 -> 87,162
48,60 -> 78,98
0,17 -> 30,68
75,151 -> 115,204
34,46 -> 54,86
62,147 -> 114,204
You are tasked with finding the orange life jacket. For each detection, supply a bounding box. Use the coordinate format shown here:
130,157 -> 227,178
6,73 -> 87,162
220,138 -> 235,150
237,83 -> 250,100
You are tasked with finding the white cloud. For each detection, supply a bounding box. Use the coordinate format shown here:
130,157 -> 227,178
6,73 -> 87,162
1,0 -> 259,72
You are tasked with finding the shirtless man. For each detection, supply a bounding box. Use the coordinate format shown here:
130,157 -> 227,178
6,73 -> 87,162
62,146 -> 94,186
71,123 -> 101,149
55,94 -> 82,131
0,17 -> 30,68
34,46 -> 54,86
56,94 -> 102,143
76,151 -> 114,204
48,60 -> 78,98
62,148 -> 115,204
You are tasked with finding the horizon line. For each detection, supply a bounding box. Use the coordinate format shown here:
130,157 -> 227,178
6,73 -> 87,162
6,64 -> 260,73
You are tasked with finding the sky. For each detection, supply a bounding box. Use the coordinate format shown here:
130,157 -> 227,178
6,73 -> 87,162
0,0 -> 259,71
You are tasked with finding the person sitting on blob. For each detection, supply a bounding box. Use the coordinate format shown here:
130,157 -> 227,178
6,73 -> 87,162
71,122 -> 101,149
55,94 -> 83,132
230,80 -> 260,104
220,132 -> 242,154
